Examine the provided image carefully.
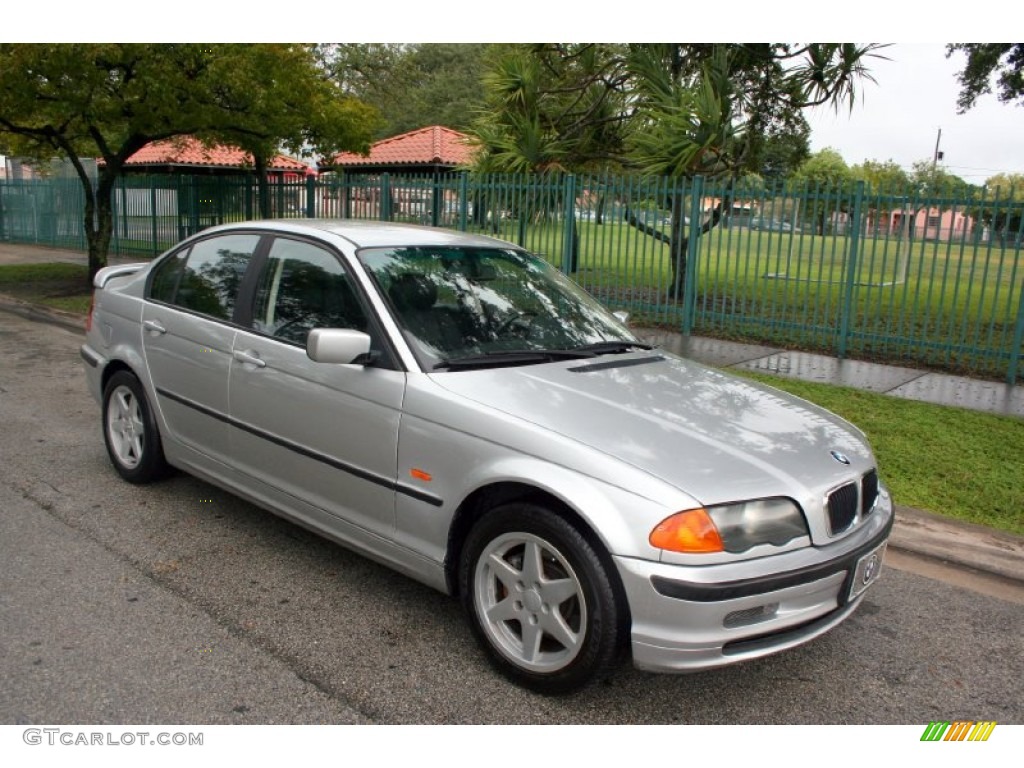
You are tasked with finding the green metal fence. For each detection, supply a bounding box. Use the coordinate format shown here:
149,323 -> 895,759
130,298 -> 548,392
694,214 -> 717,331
2,171 -> 1022,383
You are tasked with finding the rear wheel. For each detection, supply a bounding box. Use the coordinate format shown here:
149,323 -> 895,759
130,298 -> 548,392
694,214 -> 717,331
460,503 -> 627,694
102,371 -> 168,484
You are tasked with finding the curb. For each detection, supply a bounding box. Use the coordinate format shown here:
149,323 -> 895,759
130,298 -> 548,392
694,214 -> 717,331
0,294 -> 87,335
890,505 -> 1024,585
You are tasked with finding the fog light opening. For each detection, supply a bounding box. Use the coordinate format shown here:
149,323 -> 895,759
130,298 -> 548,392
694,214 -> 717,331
723,602 -> 780,629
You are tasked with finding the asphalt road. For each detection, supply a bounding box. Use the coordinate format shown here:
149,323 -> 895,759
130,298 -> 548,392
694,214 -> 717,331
1,312 -> 1021,725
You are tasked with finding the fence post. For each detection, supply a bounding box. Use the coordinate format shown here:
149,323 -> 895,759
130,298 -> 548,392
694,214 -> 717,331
1008,280 -> 1024,385
306,173 -> 316,218
458,172 -> 468,232
381,173 -> 392,221
561,174 -> 577,273
838,180 -> 865,359
119,177 -> 128,239
243,175 -> 253,221
430,171 -> 441,228
189,177 -> 200,235
150,178 -> 158,255
681,175 -> 704,335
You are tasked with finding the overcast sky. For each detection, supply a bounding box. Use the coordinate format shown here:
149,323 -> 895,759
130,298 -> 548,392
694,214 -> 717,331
804,43 -> 1024,184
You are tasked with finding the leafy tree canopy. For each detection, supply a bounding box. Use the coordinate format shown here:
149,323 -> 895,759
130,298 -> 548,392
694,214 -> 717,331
947,43 -> 1024,111
791,148 -> 853,187
320,43 -> 490,139
851,159 -> 910,194
469,43 -> 883,178
909,160 -> 974,198
0,43 -> 380,279
984,172 -> 1024,200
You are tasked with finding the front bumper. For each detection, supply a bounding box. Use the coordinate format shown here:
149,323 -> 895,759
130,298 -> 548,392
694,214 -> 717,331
615,489 -> 893,673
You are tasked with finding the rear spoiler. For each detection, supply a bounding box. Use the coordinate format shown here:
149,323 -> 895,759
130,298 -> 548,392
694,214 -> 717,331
93,263 -> 148,289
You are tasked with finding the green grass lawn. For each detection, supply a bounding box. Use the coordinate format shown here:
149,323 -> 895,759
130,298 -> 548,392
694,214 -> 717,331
0,262 -> 93,314
734,370 -> 1024,536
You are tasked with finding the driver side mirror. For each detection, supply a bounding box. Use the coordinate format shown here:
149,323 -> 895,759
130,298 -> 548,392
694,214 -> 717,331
613,310 -> 630,327
306,328 -> 373,365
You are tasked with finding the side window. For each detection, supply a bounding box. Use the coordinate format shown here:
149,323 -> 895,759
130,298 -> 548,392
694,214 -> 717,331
149,249 -> 188,303
251,238 -> 368,345
172,234 -> 260,320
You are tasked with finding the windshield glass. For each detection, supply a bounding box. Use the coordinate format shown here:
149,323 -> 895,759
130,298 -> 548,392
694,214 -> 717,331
357,246 -> 638,369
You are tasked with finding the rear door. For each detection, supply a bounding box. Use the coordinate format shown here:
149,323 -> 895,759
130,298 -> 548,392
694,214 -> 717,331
142,232 -> 261,466
226,235 -> 406,541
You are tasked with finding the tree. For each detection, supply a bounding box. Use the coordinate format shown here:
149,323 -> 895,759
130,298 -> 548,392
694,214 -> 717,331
851,159 -> 910,195
470,44 -> 630,175
985,172 -> 1024,199
909,160 -> 973,198
0,44 -> 379,281
321,44 -> 491,138
756,113 -> 811,180
470,43 -> 882,298
947,44 -> 1024,111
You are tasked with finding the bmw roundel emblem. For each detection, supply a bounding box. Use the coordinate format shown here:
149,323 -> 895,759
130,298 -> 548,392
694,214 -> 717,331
863,554 -> 879,584
830,450 -> 851,465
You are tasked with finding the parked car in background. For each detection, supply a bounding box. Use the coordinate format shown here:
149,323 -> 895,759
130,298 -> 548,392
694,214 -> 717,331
750,218 -> 797,233
81,220 -> 892,693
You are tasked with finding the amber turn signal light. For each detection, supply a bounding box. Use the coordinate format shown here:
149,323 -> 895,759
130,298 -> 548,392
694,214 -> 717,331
649,509 -> 724,553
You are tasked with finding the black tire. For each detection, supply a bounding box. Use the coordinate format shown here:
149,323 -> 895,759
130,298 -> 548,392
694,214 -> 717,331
101,371 -> 168,484
460,502 -> 628,694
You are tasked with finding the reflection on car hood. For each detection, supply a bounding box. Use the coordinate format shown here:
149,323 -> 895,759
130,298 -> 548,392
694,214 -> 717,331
430,351 -> 873,506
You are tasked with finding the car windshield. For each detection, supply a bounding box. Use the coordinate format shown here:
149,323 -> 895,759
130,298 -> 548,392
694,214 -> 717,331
357,245 -> 640,370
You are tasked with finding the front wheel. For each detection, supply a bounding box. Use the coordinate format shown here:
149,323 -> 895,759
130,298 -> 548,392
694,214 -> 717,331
102,371 -> 168,484
460,503 -> 628,694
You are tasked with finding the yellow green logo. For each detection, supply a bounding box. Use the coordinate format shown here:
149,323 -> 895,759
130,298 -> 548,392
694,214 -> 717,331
920,721 -> 997,742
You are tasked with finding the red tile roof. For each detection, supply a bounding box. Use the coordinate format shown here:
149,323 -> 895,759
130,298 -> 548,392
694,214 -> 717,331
123,137 -> 309,172
329,125 -> 475,168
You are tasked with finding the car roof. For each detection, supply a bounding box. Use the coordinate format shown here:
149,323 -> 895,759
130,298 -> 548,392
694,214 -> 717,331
208,219 -> 521,251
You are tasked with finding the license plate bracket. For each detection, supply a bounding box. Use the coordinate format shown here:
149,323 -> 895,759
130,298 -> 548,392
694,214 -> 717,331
849,542 -> 887,600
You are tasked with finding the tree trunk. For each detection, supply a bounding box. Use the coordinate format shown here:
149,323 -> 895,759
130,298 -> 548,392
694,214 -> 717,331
255,154 -> 271,219
624,193 -> 725,303
84,169 -> 117,283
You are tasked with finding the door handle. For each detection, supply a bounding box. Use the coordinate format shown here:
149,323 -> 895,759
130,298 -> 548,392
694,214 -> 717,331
143,319 -> 166,335
233,349 -> 267,368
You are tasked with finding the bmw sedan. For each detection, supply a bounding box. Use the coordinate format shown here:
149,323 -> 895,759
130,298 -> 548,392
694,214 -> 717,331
81,220 -> 892,693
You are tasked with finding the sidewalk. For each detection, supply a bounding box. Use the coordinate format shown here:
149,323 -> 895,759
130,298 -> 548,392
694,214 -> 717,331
636,330 -> 1024,419
2,242 -> 1023,590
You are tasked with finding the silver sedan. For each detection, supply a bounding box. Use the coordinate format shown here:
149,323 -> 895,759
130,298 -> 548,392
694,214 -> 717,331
81,220 -> 892,693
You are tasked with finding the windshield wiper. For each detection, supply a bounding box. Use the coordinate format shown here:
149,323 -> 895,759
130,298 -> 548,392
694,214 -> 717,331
573,341 -> 655,355
434,348 -> 596,371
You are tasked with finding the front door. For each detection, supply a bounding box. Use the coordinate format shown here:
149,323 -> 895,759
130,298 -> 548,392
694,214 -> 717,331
226,236 -> 405,542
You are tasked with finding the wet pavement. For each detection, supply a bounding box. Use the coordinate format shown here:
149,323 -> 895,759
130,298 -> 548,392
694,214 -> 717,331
638,331 -> 1024,419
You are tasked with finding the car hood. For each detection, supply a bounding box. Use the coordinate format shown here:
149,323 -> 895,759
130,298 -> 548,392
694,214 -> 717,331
429,351 -> 874,507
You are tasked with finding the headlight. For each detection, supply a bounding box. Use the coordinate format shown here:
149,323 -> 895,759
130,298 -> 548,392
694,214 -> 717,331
650,498 -> 808,554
